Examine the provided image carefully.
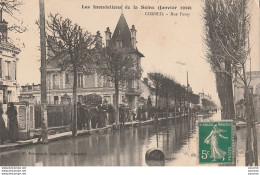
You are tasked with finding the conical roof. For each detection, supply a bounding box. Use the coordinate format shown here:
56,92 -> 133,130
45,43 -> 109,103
110,14 -> 133,49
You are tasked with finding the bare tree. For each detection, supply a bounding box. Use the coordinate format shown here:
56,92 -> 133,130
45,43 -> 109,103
148,72 -> 188,117
204,0 -> 258,166
147,72 -> 164,108
46,13 -> 96,137
0,0 -> 26,34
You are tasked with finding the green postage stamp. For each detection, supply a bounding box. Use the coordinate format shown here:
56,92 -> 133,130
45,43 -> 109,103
199,121 -> 233,164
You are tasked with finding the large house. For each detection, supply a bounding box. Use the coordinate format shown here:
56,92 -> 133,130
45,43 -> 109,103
20,14 -> 144,110
0,11 -> 20,104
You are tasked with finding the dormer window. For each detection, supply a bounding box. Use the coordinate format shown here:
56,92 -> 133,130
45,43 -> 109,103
116,39 -> 122,47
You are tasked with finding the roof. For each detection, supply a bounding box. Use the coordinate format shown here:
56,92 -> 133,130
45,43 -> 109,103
110,14 -> 133,49
46,58 -> 60,69
0,41 -> 20,54
46,14 -> 145,70
110,14 -> 144,57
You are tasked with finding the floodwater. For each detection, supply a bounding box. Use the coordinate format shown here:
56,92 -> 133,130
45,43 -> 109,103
0,112 -> 259,166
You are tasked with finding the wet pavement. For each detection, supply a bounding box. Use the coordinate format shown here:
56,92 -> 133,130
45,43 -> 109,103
0,112 -> 259,166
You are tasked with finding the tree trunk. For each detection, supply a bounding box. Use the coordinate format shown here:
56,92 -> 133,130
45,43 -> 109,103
39,0 -> 48,143
179,99 -> 182,115
174,95 -> 177,121
244,85 -> 253,166
215,73 -> 227,119
72,67 -> 78,137
155,85 -> 158,108
250,94 -> 258,166
225,62 -> 235,120
183,94 -> 186,116
166,95 -> 169,119
114,78 -> 119,128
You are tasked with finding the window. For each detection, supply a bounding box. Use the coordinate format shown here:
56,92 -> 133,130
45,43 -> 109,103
54,96 -> 59,105
249,87 -> 253,94
5,61 -> 10,80
14,61 -> 16,80
97,74 -> 103,87
85,75 -> 95,87
53,74 -> 59,89
65,73 -> 69,84
7,91 -> 12,103
77,73 -> 83,88
103,76 -> 112,88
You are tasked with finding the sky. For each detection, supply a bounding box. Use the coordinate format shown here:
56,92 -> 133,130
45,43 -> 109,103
5,0 -> 260,106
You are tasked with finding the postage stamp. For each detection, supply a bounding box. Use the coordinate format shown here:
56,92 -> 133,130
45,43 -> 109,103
198,121 -> 233,164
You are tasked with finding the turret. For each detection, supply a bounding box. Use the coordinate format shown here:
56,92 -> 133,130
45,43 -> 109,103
105,27 -> 112,47
0,9 -> 8,42
95,31 -> 102,48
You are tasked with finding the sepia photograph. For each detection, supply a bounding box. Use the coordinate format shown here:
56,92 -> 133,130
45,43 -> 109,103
0,0 -> 259,169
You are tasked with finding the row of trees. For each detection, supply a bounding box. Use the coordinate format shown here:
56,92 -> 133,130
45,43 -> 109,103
203,0 -> 258,166
46,14 -> 142,136
201,99 -> 217,111
147,72 -> 201,116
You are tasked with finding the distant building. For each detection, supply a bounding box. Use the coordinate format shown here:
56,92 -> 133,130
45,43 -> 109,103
234,71 -> 260,121
198,92 -> 212,107
20,14 -> 144,110
0,11 -> 20,104
139,78 -> 156,106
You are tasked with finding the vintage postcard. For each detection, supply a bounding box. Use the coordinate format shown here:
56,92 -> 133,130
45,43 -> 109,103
0,0 -> 259,168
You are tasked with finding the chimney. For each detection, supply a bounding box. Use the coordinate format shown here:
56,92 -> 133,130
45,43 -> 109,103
105,27 -> 112,47
95,31 -> 102,48
130,25 -> 137,49
0,9 -> 8,42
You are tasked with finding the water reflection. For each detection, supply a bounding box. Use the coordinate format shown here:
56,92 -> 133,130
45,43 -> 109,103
0,115 -> 229,166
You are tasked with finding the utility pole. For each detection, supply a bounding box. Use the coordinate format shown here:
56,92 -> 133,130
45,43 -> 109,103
39,0 -> 48,143
187,71 -> 190,116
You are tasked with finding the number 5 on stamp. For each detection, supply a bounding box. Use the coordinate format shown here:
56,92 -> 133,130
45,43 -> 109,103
198,121 -> 233,164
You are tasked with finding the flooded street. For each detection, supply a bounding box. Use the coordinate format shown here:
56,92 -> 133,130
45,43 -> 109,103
0,112 -> 259,166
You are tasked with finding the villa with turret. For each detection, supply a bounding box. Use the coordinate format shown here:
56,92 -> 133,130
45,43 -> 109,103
20,14 -> 145,110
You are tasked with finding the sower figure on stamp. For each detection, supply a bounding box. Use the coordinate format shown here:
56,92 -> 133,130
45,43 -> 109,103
204,123 -> 228,161
6,102 -> 19,142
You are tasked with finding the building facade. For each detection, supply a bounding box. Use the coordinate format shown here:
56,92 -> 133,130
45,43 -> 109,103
20,14 -> 144,110
234,71 -> 260,121
0,11 -> 20,104
198,92 -> 212,107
